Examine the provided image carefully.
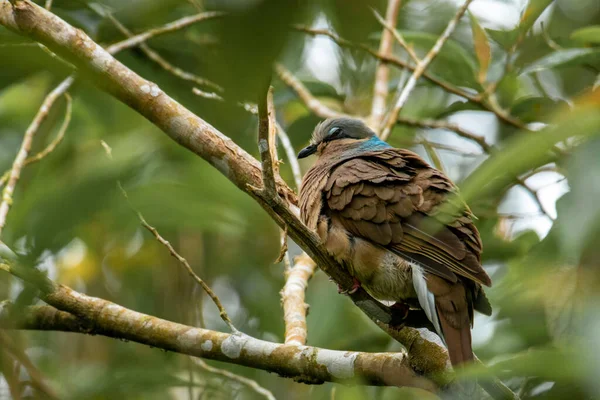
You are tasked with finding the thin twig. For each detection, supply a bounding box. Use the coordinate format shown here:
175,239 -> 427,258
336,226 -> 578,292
421,137 -> 445,172
103,10 -> 221,91
369,0 -> 403,130
380,0 -> 474,140
1,91 -> 73,189
192,87 -> 224,100
275,123 -> 302,190
396,116 -> 492,152
0,75 -> 74,237
515,177 -> 555,221
186,0 -> 203,12
372,8 -> 419,64
192,358 -> 276,400
44,0 -> 51,9
118,183 -> 238,332
0,331 -> 59,399
281,253 -> 316,346
106,11 -> 224,54
411,139 -> 480,157
25,93 -> 72,165
275,64 -> 345,119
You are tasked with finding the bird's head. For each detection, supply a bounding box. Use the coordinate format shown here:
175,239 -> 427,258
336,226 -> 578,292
297,117 -> 380,159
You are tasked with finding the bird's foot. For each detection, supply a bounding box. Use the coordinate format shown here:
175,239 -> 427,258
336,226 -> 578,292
338,278 -> 361,295
390,301 -> 410,318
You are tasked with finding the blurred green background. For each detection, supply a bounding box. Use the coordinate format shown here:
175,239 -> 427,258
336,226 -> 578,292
1,0 -> 600,398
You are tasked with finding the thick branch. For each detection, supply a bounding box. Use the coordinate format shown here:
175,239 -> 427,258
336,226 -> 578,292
0,292 -> 435,391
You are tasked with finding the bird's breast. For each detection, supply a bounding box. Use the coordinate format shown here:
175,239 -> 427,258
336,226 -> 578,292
317,217 -> 416,302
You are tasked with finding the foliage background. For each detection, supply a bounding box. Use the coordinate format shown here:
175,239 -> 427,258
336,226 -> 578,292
1,0 -> 600,398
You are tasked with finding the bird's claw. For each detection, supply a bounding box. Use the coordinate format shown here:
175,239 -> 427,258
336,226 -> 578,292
338,278 -> 361,295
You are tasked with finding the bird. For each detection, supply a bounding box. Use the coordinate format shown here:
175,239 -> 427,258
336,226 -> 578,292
298,117 -> 492,366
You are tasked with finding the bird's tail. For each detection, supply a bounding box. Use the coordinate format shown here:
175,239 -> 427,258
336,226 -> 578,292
437,310 -> 474,366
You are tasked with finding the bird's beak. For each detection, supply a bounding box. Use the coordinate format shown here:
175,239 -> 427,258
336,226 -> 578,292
297,144 -> 317,159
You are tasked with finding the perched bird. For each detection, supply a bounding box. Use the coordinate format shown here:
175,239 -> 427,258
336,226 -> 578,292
298,117 -> 492,366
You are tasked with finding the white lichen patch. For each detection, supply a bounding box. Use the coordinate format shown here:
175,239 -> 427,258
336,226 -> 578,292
201,340 -> 213,351
244,339 -> 278,358
150,85 -> 161,97
221,334 -> 247,359
140,83 -> 161,97
177,329 -> 202,349
258,139 -> 268,153
316,350 -> 358,380
91,44 -> 112,71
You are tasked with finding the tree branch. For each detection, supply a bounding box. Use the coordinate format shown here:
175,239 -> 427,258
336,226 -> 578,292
0,283 -> 436,391
281,253 -> 316,346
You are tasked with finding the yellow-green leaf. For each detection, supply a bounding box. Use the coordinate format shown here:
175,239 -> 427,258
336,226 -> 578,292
469,12 -> 491,84
519,0 -> 554,35
571,25 -> 600,44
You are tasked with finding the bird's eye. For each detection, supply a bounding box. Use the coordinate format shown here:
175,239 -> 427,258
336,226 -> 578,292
328,127 -> 342,138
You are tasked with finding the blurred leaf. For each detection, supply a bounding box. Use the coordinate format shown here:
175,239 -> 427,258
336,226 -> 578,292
495,72 -> 521,107
402,31 -> 479,88
521,48 -> 600,74
459,91 -> 600,203
275,79 -> 342,107
469,12 -> 491,84
518,0 -> 554,37
211,0 -> 304,100
486,28 -> 519,50
438,99 -> 485,117
511,96 -> 568,123
571,25 -> 600,45
371,30 -> 479,88
460,347 -> 584,381
556,138 -> 600,260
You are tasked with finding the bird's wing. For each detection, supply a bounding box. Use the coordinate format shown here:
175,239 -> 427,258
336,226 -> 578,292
323,148 -> 491,287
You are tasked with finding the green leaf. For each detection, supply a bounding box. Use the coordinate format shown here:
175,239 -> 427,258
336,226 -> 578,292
571,25 -> 600,44
469,12 -> 491,84
518,0 -> 554,36
438,100 -> 484,117
521,48 -> 600,74
485,0 -> 553,50
486,28 -> 519,50
511,96 -> 568,123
